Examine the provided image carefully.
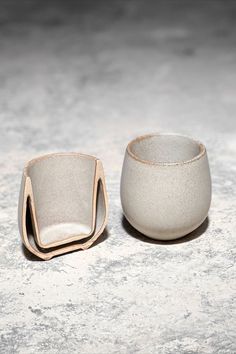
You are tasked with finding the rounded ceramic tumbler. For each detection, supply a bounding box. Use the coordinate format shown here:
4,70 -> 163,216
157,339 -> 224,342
120,134 -> 211,241
18,153 -> 108,260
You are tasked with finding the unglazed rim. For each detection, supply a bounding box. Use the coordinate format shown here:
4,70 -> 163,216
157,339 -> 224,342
127,133 -> 206,166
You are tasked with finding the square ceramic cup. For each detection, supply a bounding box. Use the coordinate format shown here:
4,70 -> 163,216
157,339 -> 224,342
120,134 -> 211,241
18,153 -> 108,260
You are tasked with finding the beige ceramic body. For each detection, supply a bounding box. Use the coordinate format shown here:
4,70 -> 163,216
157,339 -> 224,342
120,134 -> 211,241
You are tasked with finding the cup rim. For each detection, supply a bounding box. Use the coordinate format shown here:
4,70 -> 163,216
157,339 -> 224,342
126,133 -> 206,166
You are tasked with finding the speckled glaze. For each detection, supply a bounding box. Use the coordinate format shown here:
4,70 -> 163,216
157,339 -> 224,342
18,153 -> 108,260
121,134 -> 211,240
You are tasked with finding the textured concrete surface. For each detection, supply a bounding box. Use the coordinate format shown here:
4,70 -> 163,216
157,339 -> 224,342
0,1 -> 236,353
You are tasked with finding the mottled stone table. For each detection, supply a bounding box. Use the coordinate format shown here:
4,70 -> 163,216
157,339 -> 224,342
0,1 -> 235,353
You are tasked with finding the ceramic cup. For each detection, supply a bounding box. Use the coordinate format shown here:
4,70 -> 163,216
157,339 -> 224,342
18,153 -> 108,260
120,134 -> 211,241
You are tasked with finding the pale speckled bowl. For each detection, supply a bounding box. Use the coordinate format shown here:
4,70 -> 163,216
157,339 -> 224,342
120,134 -> 211,241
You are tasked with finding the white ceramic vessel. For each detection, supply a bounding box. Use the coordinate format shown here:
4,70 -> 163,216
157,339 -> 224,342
120,134 -> 211,241
18,153 -> 108,260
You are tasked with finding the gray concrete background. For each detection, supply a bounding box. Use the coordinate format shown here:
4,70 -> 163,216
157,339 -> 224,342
0,1 -> 235,353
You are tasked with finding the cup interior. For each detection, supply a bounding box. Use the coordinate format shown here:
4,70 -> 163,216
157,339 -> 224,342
27,154 -> 96,246
128,134 -> 204,164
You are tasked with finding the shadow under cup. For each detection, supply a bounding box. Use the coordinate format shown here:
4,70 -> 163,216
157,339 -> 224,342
120,134 -> 211,241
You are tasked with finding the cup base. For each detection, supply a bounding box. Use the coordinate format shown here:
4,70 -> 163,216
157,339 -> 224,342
124,214 -> 208,241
